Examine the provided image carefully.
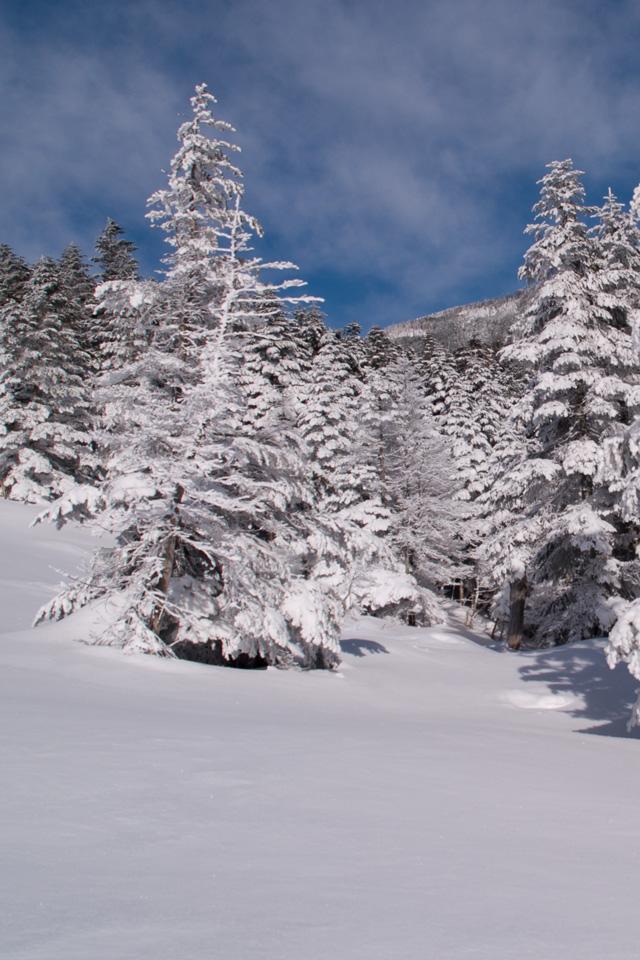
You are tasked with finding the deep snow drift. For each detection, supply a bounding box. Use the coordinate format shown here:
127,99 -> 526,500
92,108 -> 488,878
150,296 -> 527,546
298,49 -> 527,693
2,499 -> 640,960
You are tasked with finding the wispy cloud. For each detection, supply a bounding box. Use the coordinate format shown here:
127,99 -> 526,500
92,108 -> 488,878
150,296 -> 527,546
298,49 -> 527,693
2,0 -> 640,326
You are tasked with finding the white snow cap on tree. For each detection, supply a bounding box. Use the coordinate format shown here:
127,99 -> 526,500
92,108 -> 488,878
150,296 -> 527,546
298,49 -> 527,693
36,84 -> 345,669
481,160 -> 640,646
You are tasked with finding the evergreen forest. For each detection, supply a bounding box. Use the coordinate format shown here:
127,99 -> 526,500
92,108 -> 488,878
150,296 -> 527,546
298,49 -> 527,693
4,85 -> 640,720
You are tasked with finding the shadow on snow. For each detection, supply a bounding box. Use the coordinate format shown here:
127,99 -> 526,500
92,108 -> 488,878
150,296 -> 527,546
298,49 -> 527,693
517,643 -> 640,739
339,638 -> 390,658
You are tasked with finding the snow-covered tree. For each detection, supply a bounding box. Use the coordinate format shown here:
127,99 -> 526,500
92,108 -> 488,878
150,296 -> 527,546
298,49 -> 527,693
90,222 -> 147,373
36,84 -> 347,668
362,325 -> 401,370
291,325 -> 439,623
91,275 -> 156,373
93,219 -> 140,283
419,335 -> 461,417
600,404 -> 640,726
300,329 -> 374,505
592,187 -> 640,721
379,352 -> 464,595
57,243 -> 98,366
237,294 -> 310,431
0,256 -> 96,501
590,187 -> 640,351
59,243 -> 95,307
420,337 -> 523,502
0,243 -> 30,308
484,161 -> 640,647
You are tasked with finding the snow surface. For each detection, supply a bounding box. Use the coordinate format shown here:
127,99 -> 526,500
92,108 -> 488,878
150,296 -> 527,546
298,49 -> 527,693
2,499 -> 640,960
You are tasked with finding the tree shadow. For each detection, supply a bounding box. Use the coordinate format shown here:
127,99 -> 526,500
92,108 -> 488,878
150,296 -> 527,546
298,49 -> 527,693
339,638 -> 389,658
518,643 -> 640,738
449,623 -> 507,651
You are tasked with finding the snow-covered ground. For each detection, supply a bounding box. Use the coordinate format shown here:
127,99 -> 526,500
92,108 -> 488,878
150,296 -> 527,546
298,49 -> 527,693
2,499 -> 640,960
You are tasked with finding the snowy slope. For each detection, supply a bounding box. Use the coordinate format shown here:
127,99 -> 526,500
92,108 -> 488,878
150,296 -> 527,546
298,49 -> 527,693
2,499 -> 640,960
385,286 -> 537,351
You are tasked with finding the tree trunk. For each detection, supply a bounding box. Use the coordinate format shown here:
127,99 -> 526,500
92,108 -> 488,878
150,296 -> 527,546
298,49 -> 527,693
149,484 -> 184,636
465,581 -> 479,628
506,575 -> 527,650
150,533 -> 177,636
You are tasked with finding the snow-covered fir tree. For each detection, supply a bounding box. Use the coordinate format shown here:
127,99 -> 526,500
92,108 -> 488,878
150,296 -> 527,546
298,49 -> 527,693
600,397 -> 640,725
377,351 -> 464,598
420,336 -> 523,503
359,330 -> 459,619
36,84 -> 359,668
59,243 -> 95,308
58,243 -> 98,366
90,221 -> 147,373
93,219 -> 140,283
0,256 -> 96,501
482,161 -> 640,647
0,243 -> 31,308
293,323 -> 439,622
409,333 -> 523,620
362,324 -> 401,370
296,328 -> 395,612
237,294 -> 310,431
591,186 -> 640,723
92,274 -> 156,373
590,186 -> 640,350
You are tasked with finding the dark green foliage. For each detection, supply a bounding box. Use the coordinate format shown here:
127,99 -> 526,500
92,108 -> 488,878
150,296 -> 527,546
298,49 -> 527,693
362,325 -> 401,370
58,243 -> 98,364
292,305 -> 329,359
0,244 -> 31,308
93,219 -> 140,282
59,243 -> 95,306
0,257 -> 97,500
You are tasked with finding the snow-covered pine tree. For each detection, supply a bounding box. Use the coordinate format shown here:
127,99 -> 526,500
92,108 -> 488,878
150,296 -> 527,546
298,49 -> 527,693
472,417 -> 536,644
299,327 -> 378,510
359,327 -> 404,512
420,336 -> 522,503
292,324 -> 430,622
600,390 -> 640,725
36,84 -> 343,668
454,342 -> 524,500
590,187 -> 640,351
59,243 -> 95,308
487,161 -> 640,647
0,244 -> 31,308
378,351 -> 464,600
58,243 -> 98,366
362,325 -> 401,370
293,304 -> 329,360
93,219 -> 140,283
91,273 -> 157,374
408,334 -> 520,617
340,320 -> 364,349
0,256 -> 96,501
591,186 -> 640,722
237,293 -> 311,431
90,221 -> 147,373
419,335 -> 461,418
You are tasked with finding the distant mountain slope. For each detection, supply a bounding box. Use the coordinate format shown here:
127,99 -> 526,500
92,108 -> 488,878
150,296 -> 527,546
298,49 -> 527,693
385,285 -> 537,351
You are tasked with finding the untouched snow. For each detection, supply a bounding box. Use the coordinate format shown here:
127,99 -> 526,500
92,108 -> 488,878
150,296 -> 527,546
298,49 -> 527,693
2,500 -> 640,960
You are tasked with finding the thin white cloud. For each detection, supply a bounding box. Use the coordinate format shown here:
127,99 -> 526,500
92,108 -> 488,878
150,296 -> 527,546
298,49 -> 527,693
2,0 -> 640,326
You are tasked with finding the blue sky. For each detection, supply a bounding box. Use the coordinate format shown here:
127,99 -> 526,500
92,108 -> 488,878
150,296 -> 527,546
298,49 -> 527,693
3,0 -> 640,331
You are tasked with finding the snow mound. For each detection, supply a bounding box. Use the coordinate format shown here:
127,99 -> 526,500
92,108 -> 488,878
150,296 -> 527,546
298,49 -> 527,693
503,689 -> 577,710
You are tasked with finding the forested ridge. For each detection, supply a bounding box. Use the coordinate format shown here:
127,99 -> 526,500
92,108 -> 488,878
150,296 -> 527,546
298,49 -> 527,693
4,86 -> 640,722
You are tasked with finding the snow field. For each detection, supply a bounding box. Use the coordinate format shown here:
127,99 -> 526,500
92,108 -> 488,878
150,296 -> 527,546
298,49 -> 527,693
2,500 -> 640,960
